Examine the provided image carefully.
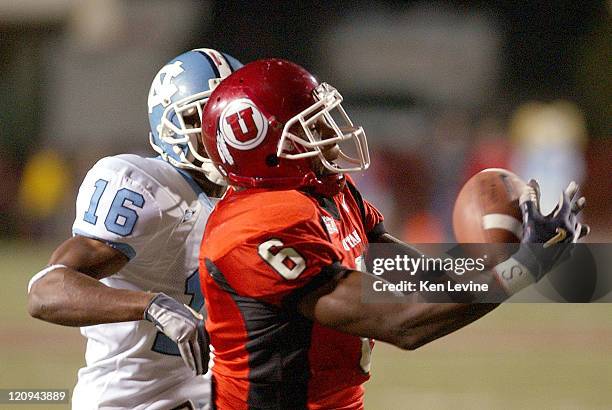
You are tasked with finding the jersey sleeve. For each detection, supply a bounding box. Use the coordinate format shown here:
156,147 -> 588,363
204,194 -> 346,307
71,157 -> 163,260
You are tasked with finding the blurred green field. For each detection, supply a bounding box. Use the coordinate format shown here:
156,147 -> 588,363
1,242 -> 611,410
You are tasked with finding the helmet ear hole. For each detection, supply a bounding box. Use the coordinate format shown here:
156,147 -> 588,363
265,154 -> 280,167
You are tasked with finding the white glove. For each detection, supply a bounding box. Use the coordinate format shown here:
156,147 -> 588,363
144,293 -> 209,375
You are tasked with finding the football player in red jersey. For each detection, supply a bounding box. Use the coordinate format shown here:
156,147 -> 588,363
198,59 -> 589,409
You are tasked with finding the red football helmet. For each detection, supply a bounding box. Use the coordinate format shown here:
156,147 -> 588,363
200,59 -> 369,194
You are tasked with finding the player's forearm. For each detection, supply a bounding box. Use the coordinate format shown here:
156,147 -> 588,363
372,232 -> 510,301
391,300 -> 498,350
372,234 -> 504,345
28,267 -> 155,326
299,269 -> 499,352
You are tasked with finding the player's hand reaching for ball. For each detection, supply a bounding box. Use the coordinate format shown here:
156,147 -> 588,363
144,293 -> 209,375
520,179 -> 590,246
494,180 -> 590,295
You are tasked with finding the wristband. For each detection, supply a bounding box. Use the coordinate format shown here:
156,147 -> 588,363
27,264 -> 68,293
493,257 -> 534,295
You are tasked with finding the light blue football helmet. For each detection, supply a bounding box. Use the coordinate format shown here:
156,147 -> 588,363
148,48 -> 242,184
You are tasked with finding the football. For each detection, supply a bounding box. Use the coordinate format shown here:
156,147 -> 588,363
453,168 -> 526,243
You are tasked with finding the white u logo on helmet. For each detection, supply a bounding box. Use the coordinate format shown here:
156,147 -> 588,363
220,99 -> 268,150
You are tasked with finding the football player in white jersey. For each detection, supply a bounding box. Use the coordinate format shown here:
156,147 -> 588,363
27,48 -> 242,410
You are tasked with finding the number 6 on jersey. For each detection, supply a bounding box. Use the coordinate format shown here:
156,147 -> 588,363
258,239 -> 306,280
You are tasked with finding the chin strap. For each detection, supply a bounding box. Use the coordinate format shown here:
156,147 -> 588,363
201,162 -> 226,186
151,132 -> 228,186
309,173 -> 346,197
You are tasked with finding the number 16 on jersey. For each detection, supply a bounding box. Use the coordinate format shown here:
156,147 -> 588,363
83,179 -> 145,236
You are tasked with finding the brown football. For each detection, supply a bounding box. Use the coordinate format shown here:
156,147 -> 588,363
453,168 -> 526,243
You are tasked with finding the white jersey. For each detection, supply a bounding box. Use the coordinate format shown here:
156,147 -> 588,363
70,154 -> 214,410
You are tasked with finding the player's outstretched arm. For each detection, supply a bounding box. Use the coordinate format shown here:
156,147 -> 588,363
27,235 -> 152,326
298,181 -> 590,350
297,269 -> 497,351
28,235 -> 209,375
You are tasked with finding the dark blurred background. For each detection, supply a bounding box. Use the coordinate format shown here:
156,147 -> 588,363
0,0 -> 610,242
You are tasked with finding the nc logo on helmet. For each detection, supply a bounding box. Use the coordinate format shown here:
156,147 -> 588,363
219,99 -> 268,150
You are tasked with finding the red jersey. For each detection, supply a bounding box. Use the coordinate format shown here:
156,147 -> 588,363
200,179 -> 384,410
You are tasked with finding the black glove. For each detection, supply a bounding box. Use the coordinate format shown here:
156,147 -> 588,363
516,180 -> 590,280
521,180 -> 589,245
494,180 -> 590,295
